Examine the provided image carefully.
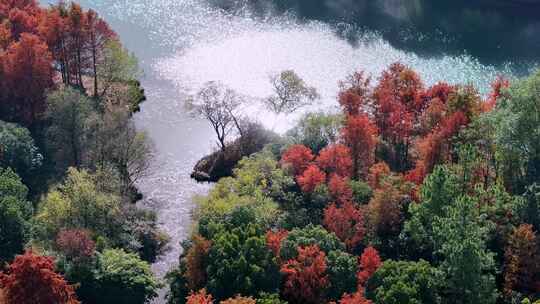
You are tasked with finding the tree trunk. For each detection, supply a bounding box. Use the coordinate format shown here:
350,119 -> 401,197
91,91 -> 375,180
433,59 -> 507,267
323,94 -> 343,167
77,46 -> 84,90
353,145 -> 359,180
93,45 -> 98,97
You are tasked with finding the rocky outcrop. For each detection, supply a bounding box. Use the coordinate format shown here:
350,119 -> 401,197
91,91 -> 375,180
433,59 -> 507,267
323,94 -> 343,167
191,124 -> 280,182
191,151 -> 226,182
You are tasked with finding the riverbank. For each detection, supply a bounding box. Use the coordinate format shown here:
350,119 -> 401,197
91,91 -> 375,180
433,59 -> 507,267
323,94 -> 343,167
191,124 -> 281,182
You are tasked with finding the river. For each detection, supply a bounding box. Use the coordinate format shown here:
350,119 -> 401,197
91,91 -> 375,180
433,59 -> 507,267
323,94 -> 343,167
70,0 -> 539,302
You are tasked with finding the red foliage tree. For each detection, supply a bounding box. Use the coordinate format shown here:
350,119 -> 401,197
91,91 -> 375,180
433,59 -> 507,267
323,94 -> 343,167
410,132 -> 443,183
84,8 -> 116,96
281,144 -> 314,175
38,3 -> 113,89
438,111 -> 469,139
372,63 -> 423,171
410,84 -> 483,183
374,62 -> 424,119
36,2 -> 116,92
335,292 -> 372,304
37,7 -> 65,57
2,32 -> 53,125
503,224 -> 539,297
422,82 -> 455,105
485,76 -> 510,111
280,245 -> 329,304
339,91 -> 365,117
341,114 -> 378,179
0,251 -> 79,304
266,229 -> 288,258
64,3 -> 87,89
357,246 -> 381,288
418,82 -> 456,135
55,229 -> 95,261
0,51 -> 5,102
186,289 -> 213,304
367,162 -> 391,190
419,97 -> 447,135
323,201 -> 366,251
446,85 -> 482,121
328,174 -> 353,204
373,64 -> 420,134
367,176 -> 411,252
339,71 -> 371,112
412,110 -> 469,183
185,235 -> 212,291
5,4 -> 40,40
316,144 -> 353,178
0,0 -> 120,127
297,164 -> 326,193
0,22 -> 11,48
387,104 -> 414,144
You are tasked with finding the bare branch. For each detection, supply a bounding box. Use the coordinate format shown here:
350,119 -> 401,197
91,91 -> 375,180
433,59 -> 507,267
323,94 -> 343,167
192,81 -> 244,151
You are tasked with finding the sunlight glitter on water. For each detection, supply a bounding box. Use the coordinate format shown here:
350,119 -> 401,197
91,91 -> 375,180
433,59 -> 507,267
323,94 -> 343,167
154,11 -> 513,133
85,0 -> 518,134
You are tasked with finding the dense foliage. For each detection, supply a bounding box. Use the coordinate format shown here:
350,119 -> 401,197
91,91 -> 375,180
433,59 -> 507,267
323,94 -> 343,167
167,64 -> 540,304
92,249 -> 160,303
0,1 -> 161,303
0,168 -> 31,263
0,251 -> 79,304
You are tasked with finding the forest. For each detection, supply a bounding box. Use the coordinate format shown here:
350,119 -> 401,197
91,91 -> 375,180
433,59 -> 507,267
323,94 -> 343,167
1,0 -> 540,304
1,0 -> 164,303
168,63 -> 540,304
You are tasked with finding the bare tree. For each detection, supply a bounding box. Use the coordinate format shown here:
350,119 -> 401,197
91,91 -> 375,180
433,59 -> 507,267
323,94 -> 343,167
265,70 -> 319,115
112,112 -> 153,197
193,81 -> 243,151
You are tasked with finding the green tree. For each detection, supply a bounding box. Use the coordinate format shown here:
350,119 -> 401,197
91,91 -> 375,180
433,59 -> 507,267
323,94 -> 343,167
519,184 -> 540,233
97,40 -> 140,99
0,168 -> 31,262
232,151 -> 295,204
401,166 -> 460,260
287,112 -> 342,153
0,120 -> 42,181
433,196 -> 497,304
475,183 -> 524,258
256,293 -> 287,304
280,224 -> 345,261
45,88 -> 95,170
366,259 -> 442,304
93,249 -> 160,304
35,167 -> 120,242
205,209 -> 279,300
265,70 -> 319,116
350,180 -> 372,204
489,70 -> 540,192
326,250 -> 358,301
195,152 -> 285,227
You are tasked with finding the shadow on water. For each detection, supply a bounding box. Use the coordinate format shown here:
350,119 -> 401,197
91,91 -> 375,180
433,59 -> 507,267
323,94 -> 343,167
211,0 -> 540,66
